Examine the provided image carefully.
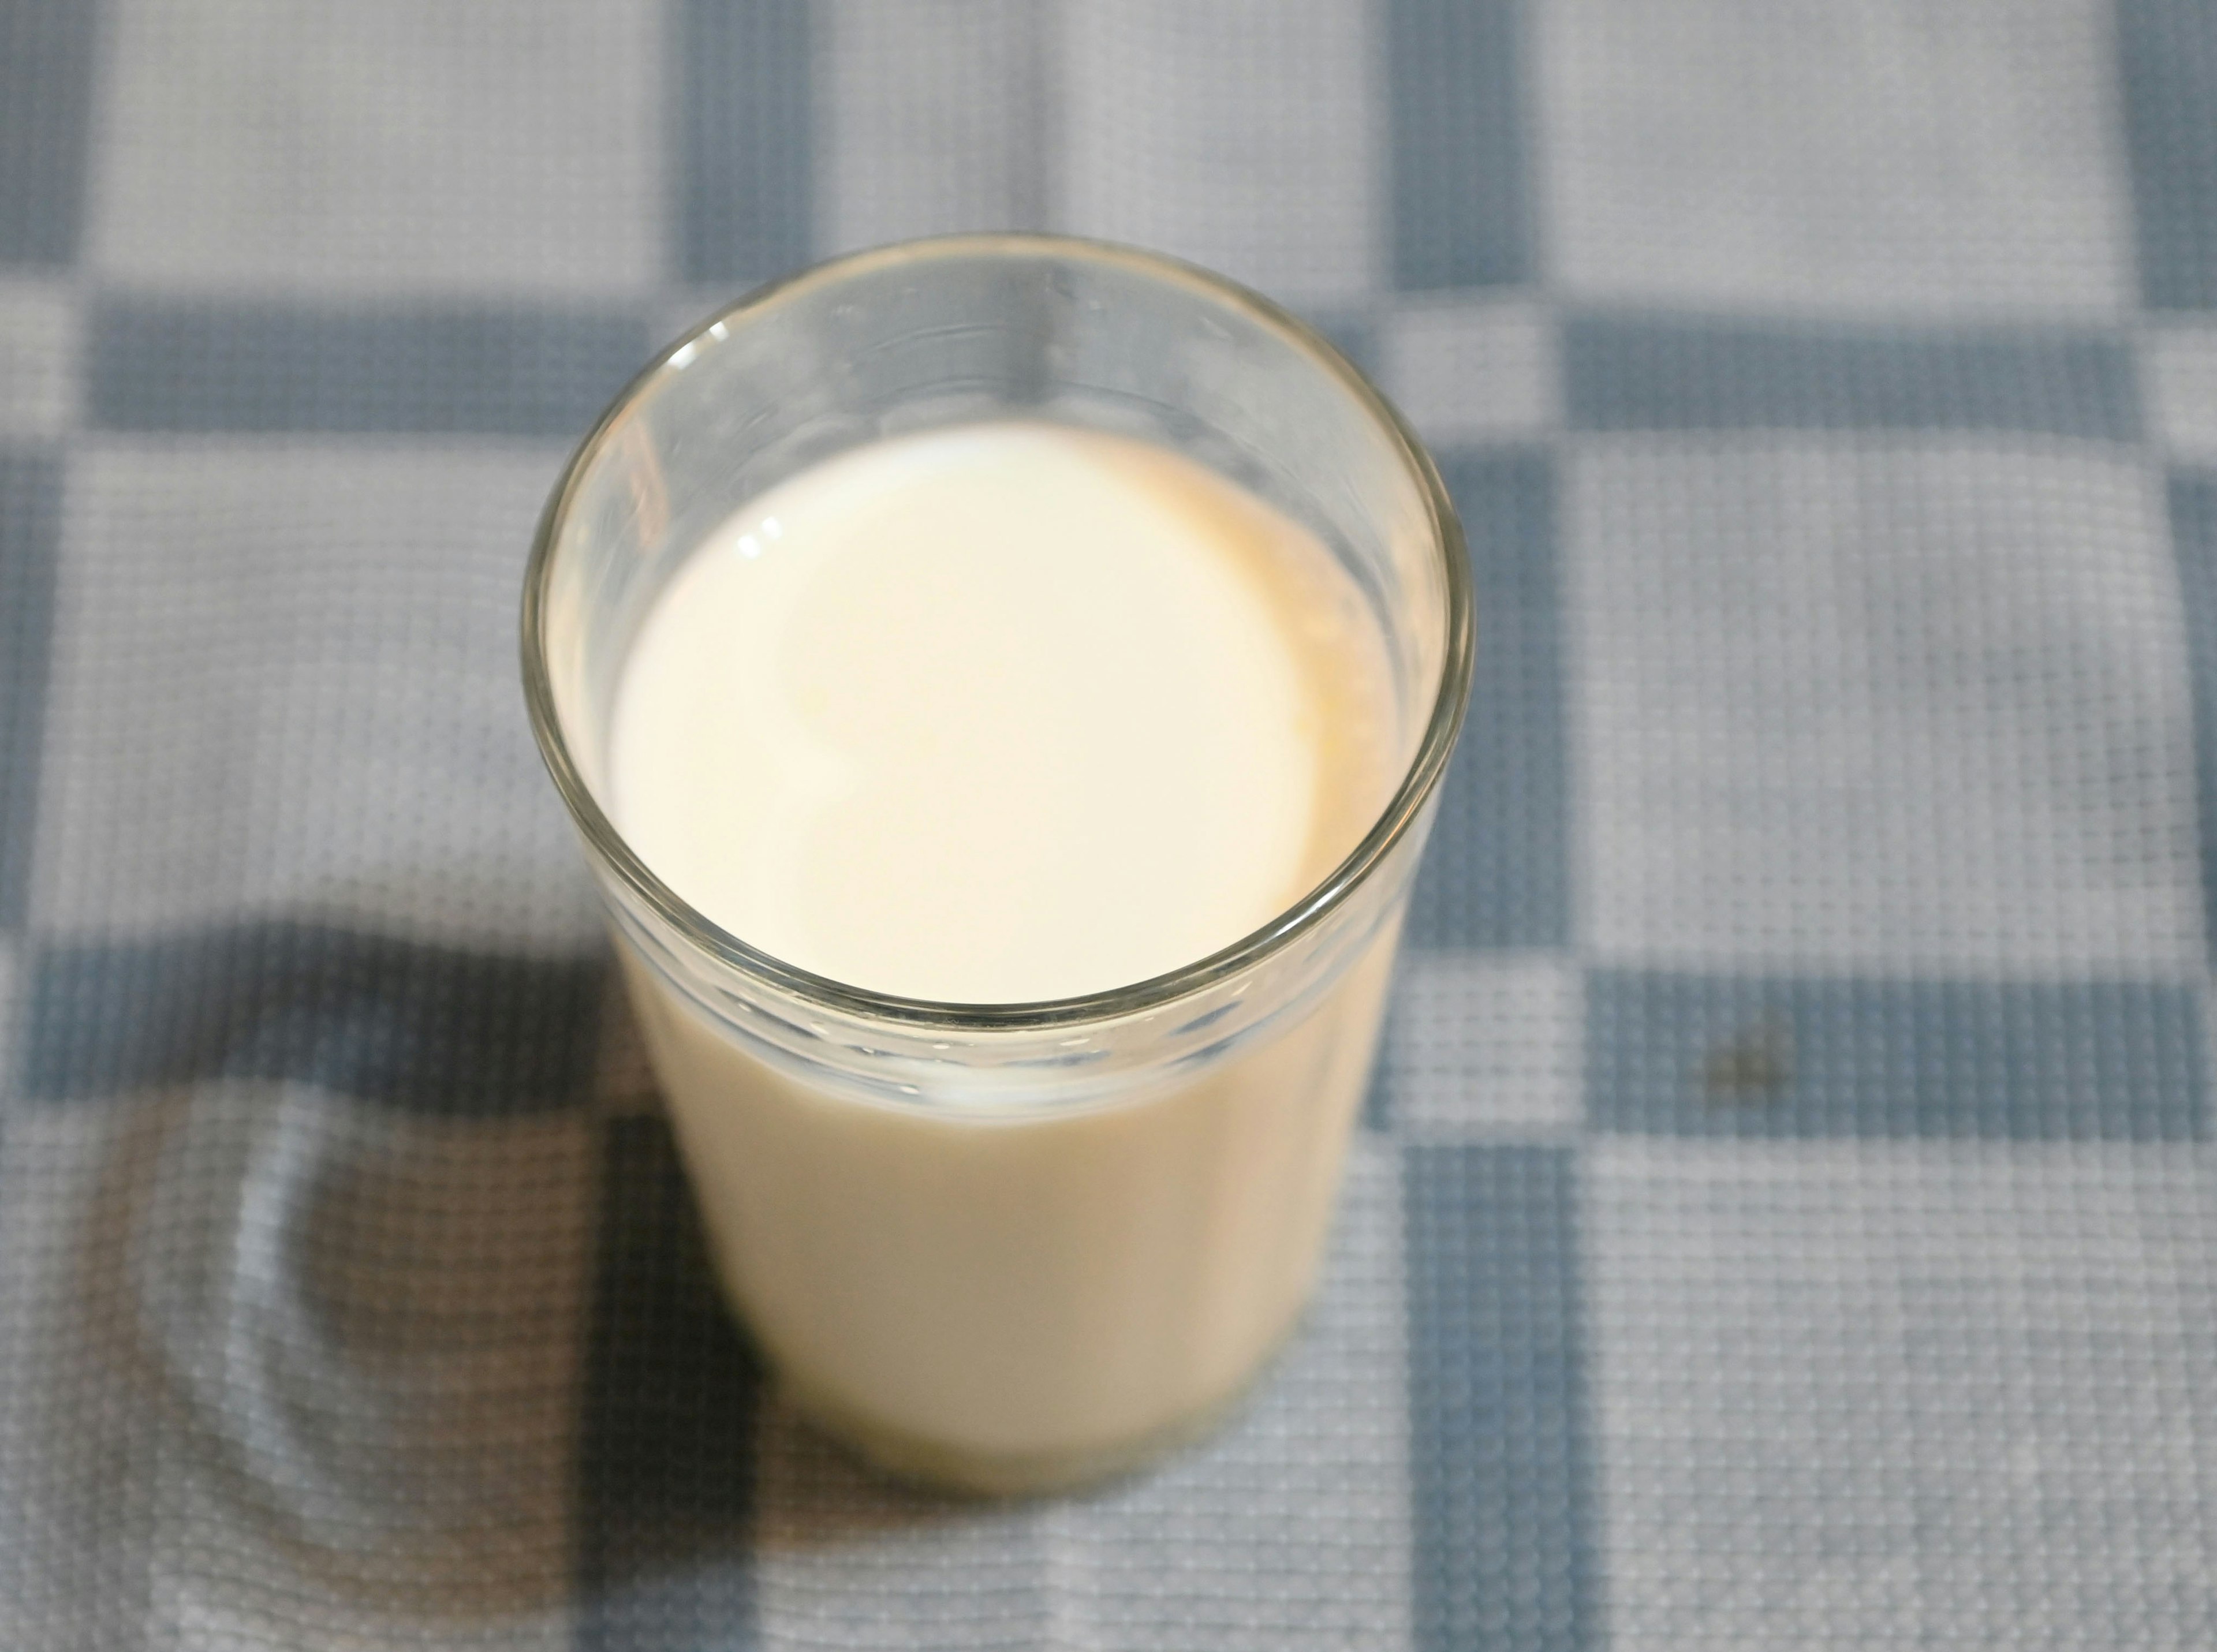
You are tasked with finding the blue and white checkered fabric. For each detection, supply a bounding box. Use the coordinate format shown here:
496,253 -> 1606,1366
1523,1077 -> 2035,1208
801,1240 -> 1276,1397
3,1 -> 2215,1646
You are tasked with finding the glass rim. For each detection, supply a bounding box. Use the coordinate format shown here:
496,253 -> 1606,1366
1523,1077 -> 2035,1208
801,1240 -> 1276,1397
521,232 -> 1474,1032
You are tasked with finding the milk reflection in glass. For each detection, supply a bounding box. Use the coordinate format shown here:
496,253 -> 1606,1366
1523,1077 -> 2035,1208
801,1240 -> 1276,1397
608,422 -> 1402,1487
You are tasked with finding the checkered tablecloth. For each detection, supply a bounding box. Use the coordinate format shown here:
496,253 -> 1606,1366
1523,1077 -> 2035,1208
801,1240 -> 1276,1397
4,1 -> 2216,1646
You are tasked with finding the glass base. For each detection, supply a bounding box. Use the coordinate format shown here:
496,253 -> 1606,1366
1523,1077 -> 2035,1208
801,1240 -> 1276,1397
777,1336 -> 1294,1498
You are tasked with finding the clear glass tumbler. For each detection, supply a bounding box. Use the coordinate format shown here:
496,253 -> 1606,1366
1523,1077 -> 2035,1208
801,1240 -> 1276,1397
523,235 -> 1471,1494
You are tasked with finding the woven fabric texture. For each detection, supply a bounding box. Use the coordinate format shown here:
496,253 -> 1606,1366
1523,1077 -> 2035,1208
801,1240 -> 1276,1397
3,1 -> 2215,1646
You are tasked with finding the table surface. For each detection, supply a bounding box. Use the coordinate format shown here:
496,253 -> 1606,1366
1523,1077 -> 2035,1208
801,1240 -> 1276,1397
3,1 -> 2216,1647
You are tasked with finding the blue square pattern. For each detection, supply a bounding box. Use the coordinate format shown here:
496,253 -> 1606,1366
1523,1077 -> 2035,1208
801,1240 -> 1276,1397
1564,313 -> 2140,439
1588,971 -> 2207,1141
1363,1011 -> 1398,1132
87,297 -> 652,437
2118,0 -> 2217,311
677,0 -> 812,287
0,446 -> 59,932
2170,472 -> 2217,955
1405,1144 -> 1598,1652
1387,0 -> 1529,292
0,0 -> 97,267
578,1115 -> 763,1651
1405,448 -> 1569,952
23,923 -> 607,1115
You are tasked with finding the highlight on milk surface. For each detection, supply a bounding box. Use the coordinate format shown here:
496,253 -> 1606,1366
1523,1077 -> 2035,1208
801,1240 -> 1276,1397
524,235 -> 1473,1494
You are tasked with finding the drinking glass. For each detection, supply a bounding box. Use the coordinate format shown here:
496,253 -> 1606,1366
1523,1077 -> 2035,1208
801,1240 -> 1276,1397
523,235 -> 1472,1493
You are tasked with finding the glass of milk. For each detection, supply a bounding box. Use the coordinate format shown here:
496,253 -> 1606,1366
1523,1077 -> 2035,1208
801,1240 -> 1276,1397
524,236 -> 1472,1494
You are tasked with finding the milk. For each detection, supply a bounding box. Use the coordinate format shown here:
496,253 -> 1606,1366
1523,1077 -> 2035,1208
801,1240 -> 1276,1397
606,421 -> 1405,1489
611,423 -> 1396,1003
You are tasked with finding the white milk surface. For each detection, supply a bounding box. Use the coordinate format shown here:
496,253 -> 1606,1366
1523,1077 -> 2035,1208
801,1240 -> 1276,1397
610,421 -> 1395,1003
605,422 -> 1406,1488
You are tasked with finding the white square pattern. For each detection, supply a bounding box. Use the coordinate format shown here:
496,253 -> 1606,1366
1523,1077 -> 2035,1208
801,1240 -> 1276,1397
1590,1141 -> 2217,1650
1059,0 -> 1380,312
0,279 -> 76,439
88,0 -> 660,295
138,1090 -> 594,1650
1389,951 -> 1583,1135
1569,435 -> 2203,973
1378,298 -> 1558,446
0,1097 -> 169,1649
34,440 -> 603,951
2145,325 -> 2217,469
816,0 -> 1044,255
1541,0 -> 2132,316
